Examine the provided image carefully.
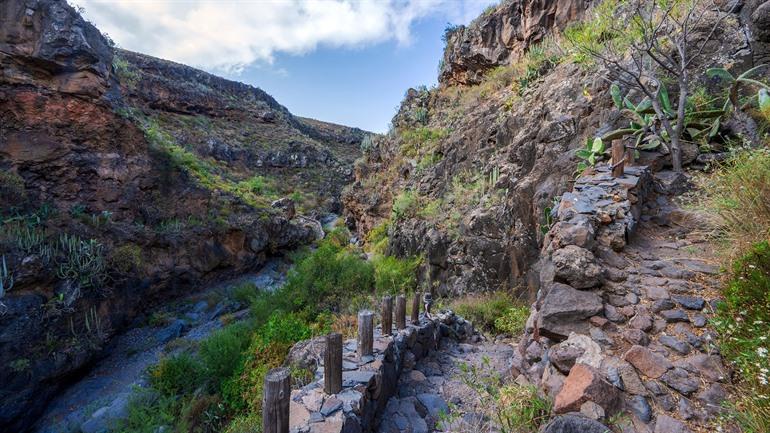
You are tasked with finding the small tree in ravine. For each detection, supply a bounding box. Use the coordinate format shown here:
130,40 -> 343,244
569,0 -> 735,172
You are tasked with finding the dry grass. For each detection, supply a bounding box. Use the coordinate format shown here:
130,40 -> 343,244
697,148 -> 770,260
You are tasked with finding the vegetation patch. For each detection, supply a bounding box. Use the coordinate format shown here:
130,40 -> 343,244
449,357 -> 552,433
372,254 -> 421,295
699,147 -> 770,431
713,241 -> 770,432
444,292 -> 529,336
703,149 -> 770,257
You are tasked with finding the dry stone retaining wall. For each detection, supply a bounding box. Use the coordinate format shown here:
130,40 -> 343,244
516,164 -> 729,433
288,312 -> 475,433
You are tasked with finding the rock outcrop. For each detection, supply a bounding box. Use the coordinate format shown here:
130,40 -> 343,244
438,0 -> 591,86
0,1 -> 362,430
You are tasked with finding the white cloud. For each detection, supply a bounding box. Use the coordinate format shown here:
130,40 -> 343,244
69,0 -> 496,73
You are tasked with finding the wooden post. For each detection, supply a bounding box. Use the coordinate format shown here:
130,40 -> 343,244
357,310 -> 374,358
381,295 -> 393,336
411,291 -> 420,325
625,144 -> 635,167
324,333 -> 342,394
395,295 -> 406,330
611,139 -> 625,177
262,367 -> 291,433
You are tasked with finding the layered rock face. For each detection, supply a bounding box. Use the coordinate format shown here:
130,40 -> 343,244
438,0 -> 592,86
115,50 -> 365,212
0,1 -> 360,430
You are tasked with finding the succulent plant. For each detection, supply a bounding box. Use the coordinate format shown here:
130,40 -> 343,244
602,83 -> 725,152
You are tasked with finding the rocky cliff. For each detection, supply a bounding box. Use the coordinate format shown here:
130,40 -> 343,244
438,0 -> 592,86
0,1 -> 362,430
342,0 -> 766,298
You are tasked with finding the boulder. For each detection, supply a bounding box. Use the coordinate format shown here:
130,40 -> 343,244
543,414 -> 613,433
537,283 -> 603,340
549,215 -> 596,250
286,336 -> 327,373
551,246 -> 602,289
661,367 -> 700,396
623,346 -> 672,379
554,364 -> 621,415
549,333 -> 603,375
271,197 -> 296,219
653,414 -> 691,433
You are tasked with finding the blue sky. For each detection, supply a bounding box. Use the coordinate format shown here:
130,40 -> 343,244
72,0 -> 497,133
228,17 -> 449,132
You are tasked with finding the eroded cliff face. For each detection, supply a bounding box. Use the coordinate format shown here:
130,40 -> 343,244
438,0 -> 592,86
0,1 -> 361,430
342,0 -> 765,298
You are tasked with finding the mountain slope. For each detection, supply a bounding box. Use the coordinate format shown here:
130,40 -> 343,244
0,1 -> 362,430
342,0 -> 763,297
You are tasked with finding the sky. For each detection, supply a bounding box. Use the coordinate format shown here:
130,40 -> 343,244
69,0 -> 498,132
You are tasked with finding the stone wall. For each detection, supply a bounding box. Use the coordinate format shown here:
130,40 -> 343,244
513,164 -> 729,433
287,312 -> 475,433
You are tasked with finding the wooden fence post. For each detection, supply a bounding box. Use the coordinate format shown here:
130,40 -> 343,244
625,144 -> 635,167
611,139 -> 625,177
357,310 -> 374,358
395,295 -> 406,330
411,291 -> 420,325
381,295 -> 393,336
262,367 -> 290,433
324,333 -> 342,394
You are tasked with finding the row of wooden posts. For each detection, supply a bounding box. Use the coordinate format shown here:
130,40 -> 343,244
262,292 -> 424,433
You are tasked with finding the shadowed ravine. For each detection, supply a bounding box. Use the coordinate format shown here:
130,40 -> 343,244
34,259 -> 289,433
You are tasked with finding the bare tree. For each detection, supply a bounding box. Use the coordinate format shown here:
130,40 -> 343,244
571,0 -> 734,171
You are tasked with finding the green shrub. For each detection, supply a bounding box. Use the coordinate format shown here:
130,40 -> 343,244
416,153 -> 442,172
230,282 -> 258,306
199,321 -> 253,388
256,312 -> 312,347
114,391 -> 178,433
417,198 -> 442,220
496,384 -> 552,433
494,306 -> 530,336
324,226 -> 352,249
447,292 -> 521,335
392,190 -> 418,221
249,289 -> 282,326
223,339 -> 292,414
236,175 -> 272,196
456,358 -> 551,432
564,0 -> 633,65
399,127 -> 448,157
280,241 -> 374,316
365,220 -> 390,255
110,243 -> 143,274
113,55 -> 140,89
149,353 -> 205,397
713,241 -> 770,431
223,413 -> 261,433
373,255 -> 421,295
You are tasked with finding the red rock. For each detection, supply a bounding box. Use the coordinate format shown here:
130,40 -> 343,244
554,364 -> 621,414
589,316 -> 608,328
623,345 -> 672,379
